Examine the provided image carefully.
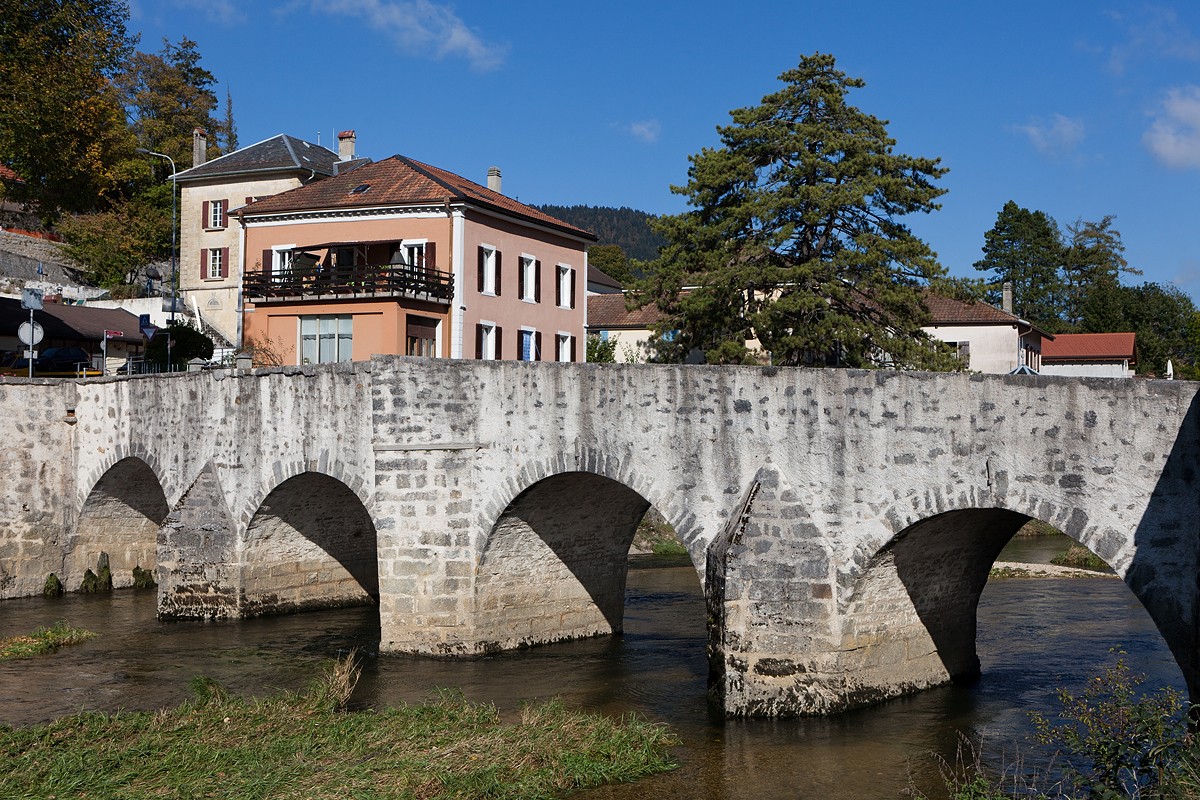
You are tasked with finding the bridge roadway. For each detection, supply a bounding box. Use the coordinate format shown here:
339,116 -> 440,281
1,358 -> 1196,716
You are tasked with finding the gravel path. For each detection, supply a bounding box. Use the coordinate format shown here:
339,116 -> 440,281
991,561 -> 1115,578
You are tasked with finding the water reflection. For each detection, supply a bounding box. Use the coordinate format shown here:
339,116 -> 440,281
0,537 -> 1182,800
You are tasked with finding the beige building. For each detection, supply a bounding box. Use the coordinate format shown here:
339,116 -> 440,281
921,293 -> 1052,373
174,129 -> 363,345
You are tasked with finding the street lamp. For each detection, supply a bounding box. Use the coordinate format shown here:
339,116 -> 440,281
135,148 -> 177,326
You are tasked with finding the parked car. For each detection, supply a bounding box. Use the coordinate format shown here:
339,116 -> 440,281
34,346 -> 101,377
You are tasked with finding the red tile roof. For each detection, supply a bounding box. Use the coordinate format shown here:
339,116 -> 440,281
587,293 -> 665,328
1042,332 -> 1135,361
0,164 -> 22,183
238,155 -> 595,241
923,293 -> 1021,325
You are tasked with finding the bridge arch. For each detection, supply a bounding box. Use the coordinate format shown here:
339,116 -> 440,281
240,470 -> 379,616
472,451 -> 698,651
70,454 -> 168,590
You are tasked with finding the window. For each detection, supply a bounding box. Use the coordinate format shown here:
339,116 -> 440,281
267,247 -> 294,279
947,340 -> 970,365
518,328 -> 542,361
402,242 -> 425,268
475,322 -> 502,360
204,199 -> 227,229
205,247 -> 227,279
519,255 -> 540,302
406,315 -> 438,357
556,265 -> 575,308
556,333 -> 575,362
300,315 -> 352,364
477,245 -> 501,295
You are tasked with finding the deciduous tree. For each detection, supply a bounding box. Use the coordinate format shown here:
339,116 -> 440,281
638,53 -> 958,369
0,0 -> 139,219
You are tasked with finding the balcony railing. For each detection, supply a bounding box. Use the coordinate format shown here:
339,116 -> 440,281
242,262 -> 454,304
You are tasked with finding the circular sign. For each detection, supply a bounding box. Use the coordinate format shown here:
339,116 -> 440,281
18,321 -> 43,346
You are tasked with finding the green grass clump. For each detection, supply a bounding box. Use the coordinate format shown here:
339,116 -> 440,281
1050,545 -> 1109,572
0,621 -> 95,660
633,508 -> 689,557
0,654 -> 678,800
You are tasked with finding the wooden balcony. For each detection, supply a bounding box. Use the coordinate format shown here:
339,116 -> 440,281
242,262 -> 454,305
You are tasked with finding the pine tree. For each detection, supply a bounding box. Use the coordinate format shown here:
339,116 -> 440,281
638,53 -> 957,369
973,201 -> 1065,330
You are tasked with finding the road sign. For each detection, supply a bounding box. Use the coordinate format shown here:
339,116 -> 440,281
21,288 -> 43,310
104,330 -> 124,339
141,325 -> 158,341
18,321 -> 43,346
139,313 -> 151,329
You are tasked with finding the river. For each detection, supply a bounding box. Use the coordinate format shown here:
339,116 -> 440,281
0,533 -> 1183,799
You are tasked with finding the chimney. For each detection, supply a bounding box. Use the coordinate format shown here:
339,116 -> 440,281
192,128 -> 207,167
487,166 -> 502,193
1002,281 -> 1013,314
338,130 -> 356,161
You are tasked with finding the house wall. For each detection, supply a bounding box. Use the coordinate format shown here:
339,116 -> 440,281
461,209 -> 587,362
243,297 -> 450,364
241,206 -> 588,364
587,326 -> 654,362
924,324 -> 1020,373
1041,361 -> 1133,379
179,173 -> 309,347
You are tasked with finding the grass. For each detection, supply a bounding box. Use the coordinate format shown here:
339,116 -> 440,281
1049,544 -> 1109,572
0,621 -> 95,660
632,508 -> 689,557
0,654 -> 678,800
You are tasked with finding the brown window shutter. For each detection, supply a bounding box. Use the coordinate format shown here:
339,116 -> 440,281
245,196 -> 254,205
556,267 -> 563,306
425,241 -> 436,269
200,249 -> 206,279
219,200 -> 228,229
475,324 -> 483,359
535,331 -> 542,361
495,251 -> 502,296
202,200 -> 209,227
495,326 -> 502,359
534,260 -> 541,303
569,269 -> 576,309
570,335 -> 577,362
477,246 -> 485,292
220,247 -> 229,276
262,249 -> 272,272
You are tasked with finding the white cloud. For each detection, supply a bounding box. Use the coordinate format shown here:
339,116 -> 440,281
1105,6 -> 1200,75
621,119 -> 661,144
1144,85 -> 1200,169
1010,114 -> 1085,158
169,0 -> 243,25
314,0 -> 507,72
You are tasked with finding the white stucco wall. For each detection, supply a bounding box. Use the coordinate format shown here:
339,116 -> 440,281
1041,362 -> 1133,378
923,324 -> 1019,373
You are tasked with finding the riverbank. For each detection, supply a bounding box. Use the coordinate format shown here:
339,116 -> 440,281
0,656 -> 677,800
989,561 -> 1114,579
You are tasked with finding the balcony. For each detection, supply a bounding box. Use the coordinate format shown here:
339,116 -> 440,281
243,244 -> 454,305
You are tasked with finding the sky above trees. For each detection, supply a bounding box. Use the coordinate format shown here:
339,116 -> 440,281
129,1 -> 1200,299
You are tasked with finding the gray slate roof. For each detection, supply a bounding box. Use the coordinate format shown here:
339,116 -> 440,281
174,135 -> 341,182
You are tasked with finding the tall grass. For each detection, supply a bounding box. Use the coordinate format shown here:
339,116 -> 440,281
0,653 -> 678,799
0,621 -> 95,660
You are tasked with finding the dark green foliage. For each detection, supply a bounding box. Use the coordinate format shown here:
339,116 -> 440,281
1062,215 -> 1140,329
587,243 -> 637,287
973,201 -> 1066,330
1079,281 -> 1200,377
144,321 -> 214,368
1031,656 -> 1189,798
1050,545 -> 1109,572
638,53 -> 958,369
536,204 -> 667,261
60,182 -> 173,287
0,0 -> 139,220
42,573 -> 63,597
586,334 -> 618,363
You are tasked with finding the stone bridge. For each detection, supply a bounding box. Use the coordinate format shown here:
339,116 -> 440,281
2,359 -> 1197,717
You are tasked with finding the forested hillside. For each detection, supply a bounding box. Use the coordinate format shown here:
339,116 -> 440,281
536,205 -> 665,261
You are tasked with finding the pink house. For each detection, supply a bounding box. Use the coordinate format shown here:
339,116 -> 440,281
235,155 -> 595,364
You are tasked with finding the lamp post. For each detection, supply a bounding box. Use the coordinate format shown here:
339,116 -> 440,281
136,148 -> 177,326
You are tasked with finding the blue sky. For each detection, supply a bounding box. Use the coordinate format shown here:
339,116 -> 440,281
130,1 -> 1200,299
